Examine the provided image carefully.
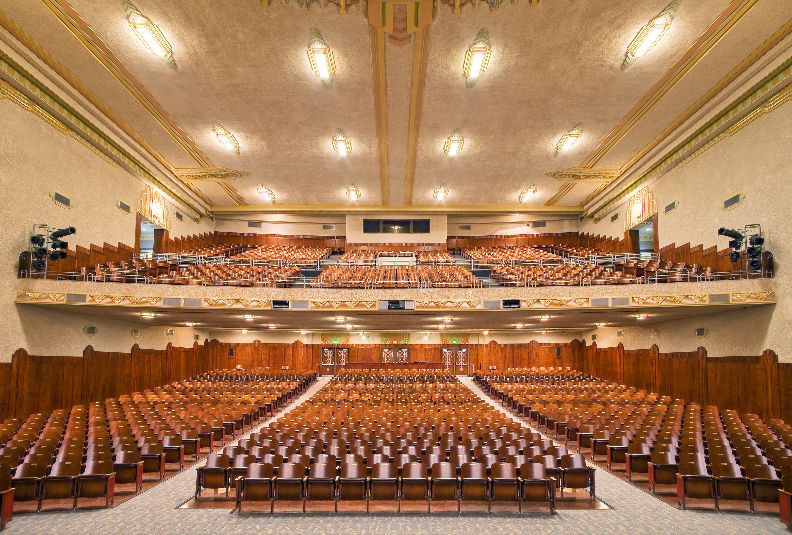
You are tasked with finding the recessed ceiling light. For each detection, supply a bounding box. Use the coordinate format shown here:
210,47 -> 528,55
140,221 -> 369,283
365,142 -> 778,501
333,315 -> 347,323
346,184 -> 361,202
433,184 -> 450,201
482,330 -> 489,336
538,315 -> 552,322
124,1 -> 174,64
593,322 -> 608,327
344,324 -> 353,330
139,312 -> 157,319
515,323 -> 524,329
441,316 -> 453,324
632,313 -> 652,321
240,329 -> 248,334
212,122 -> 239,154
185,322 -> 198,327
267,324 -> 277,329
438,324 -> 447,330
256,185 -> 275,204
518,185 -> 538,204
556,124 -> 583,155
332,130 -> 352,156
443,129 -> 464,157
307,29 -> 336,85
241,314 -> 255,321
299,330 -> 309,335
623,1 -> 677,68
463,29 -> 492,87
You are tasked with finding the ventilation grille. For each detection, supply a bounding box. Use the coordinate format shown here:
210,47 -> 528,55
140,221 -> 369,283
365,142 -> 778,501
591,333 -> 598,341
322,224 -> 336,230
610,212 -> 619,222
116,201 -> 131,214
175,212 -> 183,221
723,193 -> 743,210
51,192 -> 71,208
664,201 -> 678,214
82,325 -> 97,335
532,220 -> 547,228
695,327 -> 709,338
458,224 -> 472,230
248,221 -> 262,228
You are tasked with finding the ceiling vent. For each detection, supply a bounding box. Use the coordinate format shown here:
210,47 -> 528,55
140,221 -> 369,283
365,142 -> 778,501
664,200 -> 678,214
610,213 -> 619,222
116,201 -> 131,214
175,212 -> 183,221
723,193 -> 743,210
50,192 -> 71,208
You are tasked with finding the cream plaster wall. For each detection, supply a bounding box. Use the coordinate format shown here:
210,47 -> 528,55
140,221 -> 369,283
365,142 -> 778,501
345,214 -> 447,244
215,215 -> 346,236
447,215 -> 580,236
0,99 -> 213,360
582,102 -> 792,361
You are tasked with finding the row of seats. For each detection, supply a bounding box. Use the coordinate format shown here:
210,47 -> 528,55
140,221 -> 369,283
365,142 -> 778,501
232,245 -> 331,263
464,246 -> 560,263
313,266 -> 479,288
200,370 -> 595,513
0,371 -> 314,523
476,368 -> 790,514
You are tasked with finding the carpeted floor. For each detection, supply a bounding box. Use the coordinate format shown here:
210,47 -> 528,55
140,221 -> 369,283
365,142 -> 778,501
2,376 -> 787,535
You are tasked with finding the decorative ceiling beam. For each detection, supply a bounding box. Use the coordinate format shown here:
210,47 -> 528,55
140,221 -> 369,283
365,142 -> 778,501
579,0 -> 756,168
210,203 -> 584,214
546,167 -> 621,183
404,26 -> 430,205
369,26 -> 389,205
544,183 -> 576,206
40,0 -> 213,168
441,0 -> 538,15
216,182 -> 248,206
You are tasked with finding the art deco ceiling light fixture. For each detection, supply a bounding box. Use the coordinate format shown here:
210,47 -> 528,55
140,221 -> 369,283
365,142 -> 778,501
433,184 -> 450,201
124,1 -> 174,65
443,129 -> 464,157
256,185 -> 276,204
441,316 -> 454,324
632,313 -> 652,321
346,184 -> 361,202
623,1 -> 678,68
334,315 -> 347,323
463,29 -> 492,87
139,312 -> 157,319
555,123 -> 583,155
538,315 -> 552,322
332,130 -> 352,156
307,29 -> 336,85
212,122 -> 239,154
241,314 -> 255,321
518,185 -> 538,203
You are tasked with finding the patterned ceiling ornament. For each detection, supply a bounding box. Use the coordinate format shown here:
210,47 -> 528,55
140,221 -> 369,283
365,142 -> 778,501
202,298 -> 270,308
546,168 -> 621,183
439,0 -> 538,14
173,167 -> 245,182
15,291 -> 66,303
367,0 -> 433,44
731,292 -> 775,303
137,186 -> 171,230
624,188 -> 657,229
123,1 -> 175,67
310,301 -> 377,310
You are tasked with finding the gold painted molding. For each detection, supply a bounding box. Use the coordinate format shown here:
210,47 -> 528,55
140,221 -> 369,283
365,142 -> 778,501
618,16 -> 792,174
590,54 -> 792,220
580,0 -> 756,168
546,168 -> 621,183
404,26 -> 430,205
40,0 -> 213,168
370,27 -> 390,204
544,183 -> 576,206
174,167 -> 245,182
210,203 -> 583,214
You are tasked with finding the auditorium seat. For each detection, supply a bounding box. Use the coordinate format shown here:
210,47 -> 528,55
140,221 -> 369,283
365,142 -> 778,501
236,462 -> 275,513
195,454 -> 230,499
519,462 -> 555,513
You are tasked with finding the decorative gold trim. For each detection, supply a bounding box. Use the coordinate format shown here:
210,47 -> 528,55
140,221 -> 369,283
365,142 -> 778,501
544,183 -> 576,206
40,0 -> 213,167
591,55 -> 792,220
174,167 -> 245,182
204,298 -> 271,308
370,27 -> 389,204
546,168 -> 621,183
618,16 -> 792,174
210,203 -> 583,214
404,26 -> 430,205
0,50 -> 203,218
87,294 -> 162,305
677,83 -> 792,170
310,301 -> 377,310
521,298 -> 591,308
15,291 -> 66,303
217,182 -> 248,206
581,0 -> 757,168
631,295 -> 708,306
416,301 -> 481,309
731,291 -> 775,303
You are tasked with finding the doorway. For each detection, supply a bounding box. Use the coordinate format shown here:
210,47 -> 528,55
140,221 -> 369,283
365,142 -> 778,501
628,214 -> 658,256
136,214 -> 168,259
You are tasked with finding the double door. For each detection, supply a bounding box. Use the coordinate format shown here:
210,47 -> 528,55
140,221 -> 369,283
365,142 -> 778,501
441,346 -> 471,375
320,346 -> 348,375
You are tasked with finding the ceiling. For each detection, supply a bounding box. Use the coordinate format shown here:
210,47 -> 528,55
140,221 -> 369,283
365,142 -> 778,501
1,0 -> 791,214
31,302 -> 757,333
